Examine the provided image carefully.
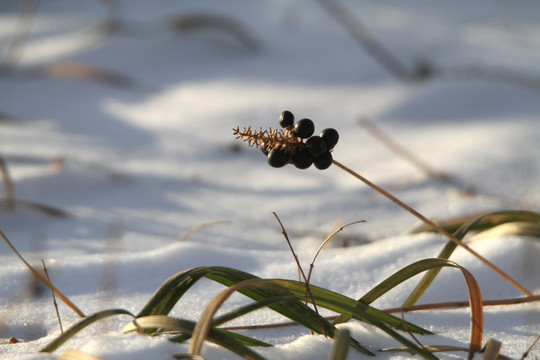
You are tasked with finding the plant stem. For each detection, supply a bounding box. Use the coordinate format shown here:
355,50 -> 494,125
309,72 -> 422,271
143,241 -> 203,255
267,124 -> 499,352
273,212 -> 328,337
331,159 -> 533,297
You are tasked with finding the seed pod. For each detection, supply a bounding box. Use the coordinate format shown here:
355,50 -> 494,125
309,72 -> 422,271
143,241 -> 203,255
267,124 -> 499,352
279,110 -> 295,128
292,149 -> 314,169
320,128 -> 339,150
293,119 -> 315,139
314,151 -> 333,170
267,148 -> 290,168
306,136 -> 327,157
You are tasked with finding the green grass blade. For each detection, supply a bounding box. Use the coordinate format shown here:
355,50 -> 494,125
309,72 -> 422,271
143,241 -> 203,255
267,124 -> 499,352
212,295 -> 297,327
331,258 -> 483,356
122,315 -> 270,360
404,210 -> 540,307
141,266 -> 443,356
204,274 -> 374,356
137,267 -> 347,348
269,279 -> 435,358
269,279 -> 429,334
41,309 -> 135,353
137,267 -> 212,317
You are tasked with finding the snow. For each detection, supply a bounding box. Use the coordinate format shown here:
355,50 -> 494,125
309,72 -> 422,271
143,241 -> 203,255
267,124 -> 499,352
1,1 -> 539,359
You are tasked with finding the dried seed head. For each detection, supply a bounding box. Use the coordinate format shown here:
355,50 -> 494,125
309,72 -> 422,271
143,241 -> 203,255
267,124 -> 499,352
233,111 -> 338,170
232,126 -> 304,154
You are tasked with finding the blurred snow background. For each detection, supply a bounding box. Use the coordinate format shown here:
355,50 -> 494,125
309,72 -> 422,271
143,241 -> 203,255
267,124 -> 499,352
0,1 -> 539,359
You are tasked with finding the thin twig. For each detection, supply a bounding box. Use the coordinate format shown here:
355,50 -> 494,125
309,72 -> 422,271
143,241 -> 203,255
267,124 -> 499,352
272,212 -> 327,337
331,159 -> 532,297
385,294 -> 540,314
307,220 -> 365,284
400,309 -> 429,355
521,333 -> 540,360
41,259 -> 63,334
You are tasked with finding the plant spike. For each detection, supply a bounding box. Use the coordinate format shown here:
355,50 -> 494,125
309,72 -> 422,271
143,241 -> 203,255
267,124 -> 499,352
233,111 -> 533,298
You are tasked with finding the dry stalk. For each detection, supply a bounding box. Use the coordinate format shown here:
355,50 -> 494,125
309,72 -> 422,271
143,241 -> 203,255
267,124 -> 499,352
273,212 -> 327,337
41,259 -> 63,334
0,229 -> 85,317
331,159 -> 532,297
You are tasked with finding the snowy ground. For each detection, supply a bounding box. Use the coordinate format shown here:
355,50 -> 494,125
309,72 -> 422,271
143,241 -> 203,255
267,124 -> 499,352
1,1 -> 539,359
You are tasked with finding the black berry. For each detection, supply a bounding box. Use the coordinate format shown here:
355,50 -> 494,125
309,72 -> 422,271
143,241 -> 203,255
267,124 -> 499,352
293,119 -> 315,139
267,148 -> 290,168
320,128 -> 339,150
292,149 -> 314,169
306,136 -> 327,157
260,144 -> 269,156
279,110 -> 294,128
314,151 -> 333,170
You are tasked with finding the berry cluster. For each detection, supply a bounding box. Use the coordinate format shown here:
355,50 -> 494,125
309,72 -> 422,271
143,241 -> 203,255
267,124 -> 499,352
233,110 -> 339,170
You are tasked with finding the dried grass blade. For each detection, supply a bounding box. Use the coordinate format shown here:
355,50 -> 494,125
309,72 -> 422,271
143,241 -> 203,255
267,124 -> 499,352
457,265 -> 483,359
469,222 -> 540,242
329,258 -> 483,359
177,220 -> 230,242
308,220 -> 365,283
404,210 -> 540,307
189,278 -> 267,357
0,229 -> 84,317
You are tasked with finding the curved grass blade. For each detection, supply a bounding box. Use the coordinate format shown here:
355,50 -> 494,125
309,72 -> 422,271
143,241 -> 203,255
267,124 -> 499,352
122,315 -> 270,360
41,309 -> 135,353
270,279 -> 434,359
404,210 -> 540,307
468,221 -> 540,242
212,295 -> 298,327
131,318 -> 271,348
139,266 -> 373,355
274,279 -> 428,334
203,269 -> 374,355
138,267 -> 336,337
331,258 -> 483,360
189,279 -> 268,357
409,210 -> 540,236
